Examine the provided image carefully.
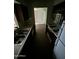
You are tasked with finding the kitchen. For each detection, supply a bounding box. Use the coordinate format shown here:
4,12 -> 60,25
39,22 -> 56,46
14,0 -> 65,59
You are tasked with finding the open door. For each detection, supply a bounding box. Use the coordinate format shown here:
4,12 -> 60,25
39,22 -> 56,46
34,8 -> 47,33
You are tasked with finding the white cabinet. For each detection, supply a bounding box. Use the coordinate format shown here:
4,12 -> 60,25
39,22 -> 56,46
60,26 -> 65,45
54,40 -> 65,59
54,21 -> 65,59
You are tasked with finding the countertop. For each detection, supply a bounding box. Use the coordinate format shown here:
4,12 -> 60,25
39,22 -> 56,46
14,27 -> 32,59
47,25 -> 58,37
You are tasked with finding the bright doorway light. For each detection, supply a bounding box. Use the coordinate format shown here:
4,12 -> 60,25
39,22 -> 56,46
34,8 -> 47,25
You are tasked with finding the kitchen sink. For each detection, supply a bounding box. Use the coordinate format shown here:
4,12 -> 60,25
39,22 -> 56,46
14,34 -> 25,44
15,37 -> 25,44
14,28 -> 30,44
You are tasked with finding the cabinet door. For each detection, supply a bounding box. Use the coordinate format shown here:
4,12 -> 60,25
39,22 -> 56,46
54,40 -> 65,59
59,26 -> 65,45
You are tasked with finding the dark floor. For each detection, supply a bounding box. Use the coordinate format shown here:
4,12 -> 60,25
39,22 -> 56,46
18,24 -> 56,59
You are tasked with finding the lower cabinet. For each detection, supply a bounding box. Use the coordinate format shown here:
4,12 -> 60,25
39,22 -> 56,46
17,28 -> 34,59
46,26 -> 57,49
54,40 -> 65,59
54,22 -> 65,59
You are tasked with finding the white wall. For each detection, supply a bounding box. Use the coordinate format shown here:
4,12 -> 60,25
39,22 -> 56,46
34,8 -> 47,24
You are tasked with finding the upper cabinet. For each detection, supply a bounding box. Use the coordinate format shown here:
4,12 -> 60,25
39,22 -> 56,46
14,14 -> 19,30
52,2 -> 65,28
14,1 -> 29,21
47,1 -> 65,35
53,0 -> 65,6
20,5 -> 29,21
14,3 -> 25,28
14,2 -> 33,28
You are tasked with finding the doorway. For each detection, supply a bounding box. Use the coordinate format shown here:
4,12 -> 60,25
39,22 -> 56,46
34,8 -> 47,33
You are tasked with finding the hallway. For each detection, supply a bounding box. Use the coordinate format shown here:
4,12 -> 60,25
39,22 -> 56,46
28,24 -> 56,59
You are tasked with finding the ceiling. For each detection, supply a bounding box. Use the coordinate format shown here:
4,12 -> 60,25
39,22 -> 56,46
15,0 -> 64,7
